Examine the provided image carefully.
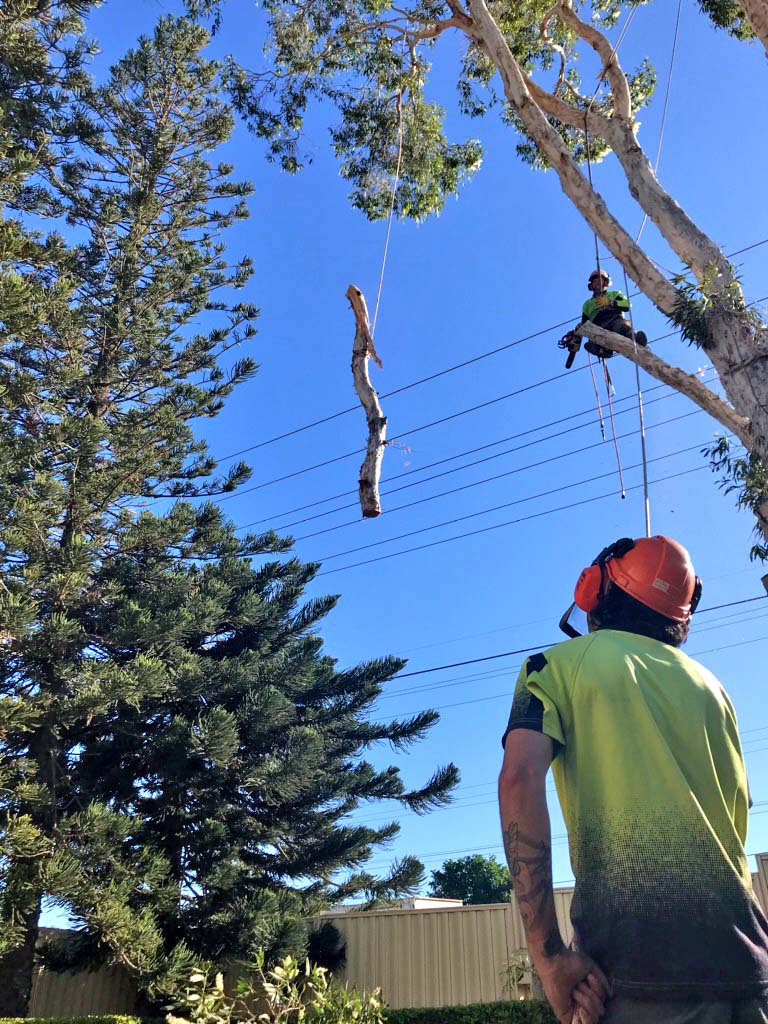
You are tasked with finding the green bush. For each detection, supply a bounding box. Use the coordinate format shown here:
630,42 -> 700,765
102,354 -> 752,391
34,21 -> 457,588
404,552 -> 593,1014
0,1018 -> 163,1024
385,1000 -> 556,1024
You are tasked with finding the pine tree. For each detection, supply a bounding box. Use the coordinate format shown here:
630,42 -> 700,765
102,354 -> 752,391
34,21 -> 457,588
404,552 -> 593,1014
0,9 -> 457,1014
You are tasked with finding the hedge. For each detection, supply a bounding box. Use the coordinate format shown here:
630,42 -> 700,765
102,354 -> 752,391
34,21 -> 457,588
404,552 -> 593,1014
0,1018 -> 163,1024
385,1000 -> 556,1024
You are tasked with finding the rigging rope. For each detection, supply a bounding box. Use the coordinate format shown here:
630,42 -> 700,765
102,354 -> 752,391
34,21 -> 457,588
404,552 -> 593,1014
587,351 -> 606,441
371,90 -> 405,340
602,360 -> 626,498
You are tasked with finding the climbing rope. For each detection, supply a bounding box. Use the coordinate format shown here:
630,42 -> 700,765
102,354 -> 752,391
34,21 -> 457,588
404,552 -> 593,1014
371,90 -> 405,340
602,360 -> 626,499
578,3 -> 678,528
635,0 -> 683,245
586,351 -> 606,442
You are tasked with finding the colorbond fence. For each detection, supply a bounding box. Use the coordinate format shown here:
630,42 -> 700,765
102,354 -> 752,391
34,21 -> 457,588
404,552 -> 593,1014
27,855 -> 768,1015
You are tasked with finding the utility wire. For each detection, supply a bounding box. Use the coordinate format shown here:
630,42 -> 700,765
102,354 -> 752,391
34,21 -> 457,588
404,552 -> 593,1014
216,365 -> 591,501
315,460 -> 708,573
295,412 -> 702,547
239,380 -> 712,534
206,243 -> 768,467
384,595 -> 768,681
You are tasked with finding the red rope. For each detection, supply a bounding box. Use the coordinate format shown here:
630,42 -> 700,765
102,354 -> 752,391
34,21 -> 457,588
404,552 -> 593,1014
603,360 -> 626,498
587,351 -> 606,441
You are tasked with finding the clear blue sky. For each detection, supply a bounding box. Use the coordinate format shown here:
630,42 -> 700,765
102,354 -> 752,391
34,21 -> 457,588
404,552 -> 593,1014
54,0 -> 768,909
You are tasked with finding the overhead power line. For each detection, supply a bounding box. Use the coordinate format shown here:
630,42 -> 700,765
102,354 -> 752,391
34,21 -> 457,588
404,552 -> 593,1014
384,595 -> 768,681
208,240 -> 768,466
295,412 -> 702,547
315,462 -> 708,577
241,381 -> 711,535
217,364 -> 593,501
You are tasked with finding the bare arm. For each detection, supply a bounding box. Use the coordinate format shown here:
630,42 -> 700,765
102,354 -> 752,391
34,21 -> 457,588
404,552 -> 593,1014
499,730 -> 564,960
499,730 -> 609,1023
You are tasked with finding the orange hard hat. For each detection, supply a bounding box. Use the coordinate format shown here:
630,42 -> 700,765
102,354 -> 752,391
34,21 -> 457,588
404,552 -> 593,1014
574,535 -> 701,621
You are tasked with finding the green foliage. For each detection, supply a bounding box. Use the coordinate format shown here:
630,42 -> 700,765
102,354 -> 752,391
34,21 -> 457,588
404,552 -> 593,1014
706,437 -> 768,561
385,1000 -> 556,1024
0,1019 -> 163,1024
501,951 -> 535,1000
671,264 -> 758,350
0,2 -> 457,1011
695,0 -> 754,38
306,922 -> 347,973
429,855 -> 510,905
180,0 -> 668,218
165,953 -> 385,1024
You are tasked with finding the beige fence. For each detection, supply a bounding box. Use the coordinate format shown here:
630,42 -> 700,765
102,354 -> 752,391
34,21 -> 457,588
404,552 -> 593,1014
317,890 -> 574,1008
29,962 -> 143,1016
27,858 -> 768,1015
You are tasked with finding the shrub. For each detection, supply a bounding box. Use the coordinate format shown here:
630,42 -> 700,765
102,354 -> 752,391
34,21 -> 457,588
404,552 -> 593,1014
0,1018 -> 163,1024
166,954 -> 385,1024
385,1001 -> 556,1024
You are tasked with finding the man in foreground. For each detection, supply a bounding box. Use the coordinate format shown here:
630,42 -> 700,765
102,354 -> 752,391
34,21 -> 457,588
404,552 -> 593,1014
499,535 -> 768,1022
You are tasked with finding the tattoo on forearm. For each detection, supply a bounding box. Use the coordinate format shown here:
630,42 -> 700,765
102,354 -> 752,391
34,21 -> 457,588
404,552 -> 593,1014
503,821 -> 564,957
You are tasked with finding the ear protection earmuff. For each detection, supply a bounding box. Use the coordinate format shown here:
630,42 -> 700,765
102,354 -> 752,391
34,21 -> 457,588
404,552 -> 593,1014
574,538 -> 636,613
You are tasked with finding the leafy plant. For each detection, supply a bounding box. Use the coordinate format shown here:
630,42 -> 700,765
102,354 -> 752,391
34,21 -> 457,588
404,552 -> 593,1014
166,953 -> 384,1024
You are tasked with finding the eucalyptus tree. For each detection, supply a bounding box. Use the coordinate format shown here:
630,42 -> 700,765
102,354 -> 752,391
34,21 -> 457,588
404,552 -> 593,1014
192,0 -> 768,550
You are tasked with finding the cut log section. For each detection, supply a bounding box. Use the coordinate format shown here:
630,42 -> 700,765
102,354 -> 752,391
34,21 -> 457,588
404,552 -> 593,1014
347,284 -> 387,518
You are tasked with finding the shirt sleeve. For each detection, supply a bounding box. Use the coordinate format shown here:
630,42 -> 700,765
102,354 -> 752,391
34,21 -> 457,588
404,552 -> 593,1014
501,650 -> 568,752
610,290 -> 630,311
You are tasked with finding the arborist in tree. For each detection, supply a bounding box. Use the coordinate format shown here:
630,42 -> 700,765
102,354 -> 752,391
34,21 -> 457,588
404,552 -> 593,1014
498,536 -> 768,1024
560,269 -> 648,367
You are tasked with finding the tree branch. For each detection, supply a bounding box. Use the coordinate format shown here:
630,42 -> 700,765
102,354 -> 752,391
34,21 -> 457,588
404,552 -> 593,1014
579,321 -> 753,447
463,0 -> 679,314
551,0 -> 632,119
347,285 -> 387,518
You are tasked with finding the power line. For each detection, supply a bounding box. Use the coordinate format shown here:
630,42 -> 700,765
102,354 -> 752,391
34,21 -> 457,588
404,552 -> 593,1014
360,594 -> 768,686
216,365 -> 592,501
235,377 -> 703,533
295,412 -> 703,547
208,238 -> 768,466
315,462 -> 707,577
380,607 -> 768,700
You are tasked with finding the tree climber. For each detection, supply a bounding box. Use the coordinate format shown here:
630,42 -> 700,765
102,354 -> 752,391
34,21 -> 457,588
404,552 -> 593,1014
498,536 -> 768,1024
561,269 -> 648,366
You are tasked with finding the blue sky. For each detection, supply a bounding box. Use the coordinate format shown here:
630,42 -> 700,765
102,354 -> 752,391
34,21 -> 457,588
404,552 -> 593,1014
54,0 -> 768,908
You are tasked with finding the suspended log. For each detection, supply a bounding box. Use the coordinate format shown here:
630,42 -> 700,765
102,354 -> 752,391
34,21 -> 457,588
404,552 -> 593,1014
347,284 -> 386,518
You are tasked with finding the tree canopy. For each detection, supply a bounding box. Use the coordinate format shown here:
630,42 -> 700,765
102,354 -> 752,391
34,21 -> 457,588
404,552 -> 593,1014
429,854 -> 511,905
186,0 -> 768,553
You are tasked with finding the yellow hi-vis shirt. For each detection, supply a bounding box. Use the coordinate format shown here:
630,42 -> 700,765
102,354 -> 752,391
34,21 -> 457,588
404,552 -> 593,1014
502,629 -> 768,1000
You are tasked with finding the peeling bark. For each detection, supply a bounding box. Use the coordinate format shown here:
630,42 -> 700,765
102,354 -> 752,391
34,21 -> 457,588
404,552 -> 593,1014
579,321 -> 753,448
458,0 -> 768,547
347,284 -> 387,517
464,0 -> 678,314
743,0 -> 768,57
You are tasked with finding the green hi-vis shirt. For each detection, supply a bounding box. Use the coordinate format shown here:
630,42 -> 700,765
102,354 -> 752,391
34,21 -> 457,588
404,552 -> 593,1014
502,630 -> 768,1000
582,290 -> 630,322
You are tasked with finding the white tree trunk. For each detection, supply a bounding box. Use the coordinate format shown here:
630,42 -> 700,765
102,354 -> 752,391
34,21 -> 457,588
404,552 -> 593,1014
743,0 -> 768,57
461,0 -> 768,544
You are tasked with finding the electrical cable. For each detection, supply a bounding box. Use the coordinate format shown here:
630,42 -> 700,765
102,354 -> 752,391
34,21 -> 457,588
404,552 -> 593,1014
236,377 -> 707,534
204,244 -> 768,468
315,463 -> 708,577
301,417 -> 702,549
216,366 -> 591,501
385,594 -> 768,681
